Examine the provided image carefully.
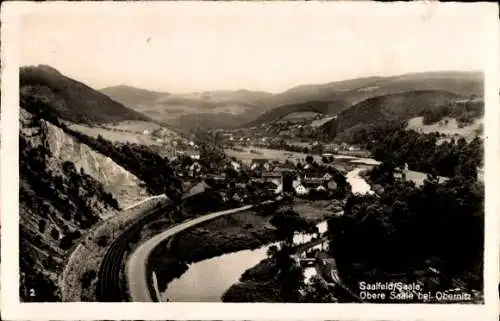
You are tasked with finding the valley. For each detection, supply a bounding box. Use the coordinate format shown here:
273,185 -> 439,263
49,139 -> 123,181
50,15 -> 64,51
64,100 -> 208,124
18,65 -> 485,304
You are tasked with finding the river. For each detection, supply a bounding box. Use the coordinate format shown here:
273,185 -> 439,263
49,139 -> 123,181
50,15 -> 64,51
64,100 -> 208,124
161,221 -> 329,302
160,165 -> 373,302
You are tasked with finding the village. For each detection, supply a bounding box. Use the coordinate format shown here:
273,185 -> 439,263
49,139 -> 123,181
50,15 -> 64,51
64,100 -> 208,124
167,149 -> 348,209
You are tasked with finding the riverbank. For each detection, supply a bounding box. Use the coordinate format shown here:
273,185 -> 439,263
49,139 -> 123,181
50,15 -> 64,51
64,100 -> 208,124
222,255 -> 282,302
149,199 -> 341,300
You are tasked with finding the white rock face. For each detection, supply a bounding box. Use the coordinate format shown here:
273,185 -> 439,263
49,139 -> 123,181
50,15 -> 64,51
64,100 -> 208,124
43,120 -> 151,209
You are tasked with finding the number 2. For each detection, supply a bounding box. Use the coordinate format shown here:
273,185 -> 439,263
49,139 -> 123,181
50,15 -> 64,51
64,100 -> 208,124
29,288 -> 35,297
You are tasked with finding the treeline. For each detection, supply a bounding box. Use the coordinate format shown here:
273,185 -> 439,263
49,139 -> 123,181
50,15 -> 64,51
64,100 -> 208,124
335,120 -> 482,178
420,99 -> 483,126
369,130 -> 482,178
19,135 -> 119,302
327,174 -> 484,302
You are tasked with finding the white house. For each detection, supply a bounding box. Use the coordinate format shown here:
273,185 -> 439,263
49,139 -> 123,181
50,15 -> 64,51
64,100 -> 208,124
231,161 -> 241,172
189,162 -> 202,173
316,185 -> 327,192
292,179 -> 302,189
327,180 -> 338,190
294,184 -> 308,196
250,159 -> 270,172
323,173 -> 333,181
275,184 -> 283,194
232,193 -> 242,203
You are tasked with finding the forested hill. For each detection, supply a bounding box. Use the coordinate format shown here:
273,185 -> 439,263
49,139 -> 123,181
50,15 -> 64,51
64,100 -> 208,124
320,90 -> 467,141
245,71 -> 483,127
20,65 -> 153,125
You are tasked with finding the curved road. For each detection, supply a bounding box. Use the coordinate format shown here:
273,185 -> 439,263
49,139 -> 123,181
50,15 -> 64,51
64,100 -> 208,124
127,201 -> 275,302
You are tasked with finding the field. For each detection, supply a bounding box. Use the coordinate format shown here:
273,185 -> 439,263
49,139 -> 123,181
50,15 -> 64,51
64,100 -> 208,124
282,111 -> 322,120
310,116 -> 336,128
406,116 -> 483,142
225,146 -> 373,172
103,121 -> 162,133
405,170 -> 449,187
225,146 -> 323,165
67,121 -> 177,146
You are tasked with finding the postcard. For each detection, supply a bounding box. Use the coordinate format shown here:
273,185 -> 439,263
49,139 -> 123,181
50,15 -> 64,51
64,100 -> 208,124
1,1 -> 498,320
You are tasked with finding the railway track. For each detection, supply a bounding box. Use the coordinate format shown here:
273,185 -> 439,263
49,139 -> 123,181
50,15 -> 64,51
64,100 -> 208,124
96,187 -> 279,302
96,201 -> 175,302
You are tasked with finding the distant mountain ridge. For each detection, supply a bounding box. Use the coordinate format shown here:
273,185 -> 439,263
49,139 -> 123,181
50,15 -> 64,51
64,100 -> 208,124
98,70 -> 483,132
247,71 -> 483,126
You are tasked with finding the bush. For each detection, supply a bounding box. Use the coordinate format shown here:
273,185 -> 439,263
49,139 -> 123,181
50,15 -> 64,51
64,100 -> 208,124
80,269 -> 97,289
38,219 -> 47,233
50,228 -> 60,240
96,235 -> 108,247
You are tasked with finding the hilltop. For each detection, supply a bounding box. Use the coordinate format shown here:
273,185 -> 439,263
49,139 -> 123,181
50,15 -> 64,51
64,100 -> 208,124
98,70 -> 482,133
247,71 -> 483,126
320,89 -> 470,141
100,85 -> 168,110
20,65 -> 153,125
100,85 -> 275,131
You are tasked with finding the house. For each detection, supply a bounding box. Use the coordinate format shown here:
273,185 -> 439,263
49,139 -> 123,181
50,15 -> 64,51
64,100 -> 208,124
292,178 -> 302,189
275,184 -> 283,194
262,181 -> 278,192
230,160 -> 241,172
189,162 -> 202,173
294,184 -> 308,196
269,178 -> 282,187
322,173 -> 333,181
188,181 -> 211,196
250,159 -> 271,172
303,177 -> 324,183
232,193 -> 243,203
327,180 -> 338,190
316,185 -> 327,192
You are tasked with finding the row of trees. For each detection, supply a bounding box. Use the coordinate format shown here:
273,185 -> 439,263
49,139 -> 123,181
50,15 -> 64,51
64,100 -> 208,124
420,99 -> 483,126
369,130 -> 482,178
336,119 -> 482,179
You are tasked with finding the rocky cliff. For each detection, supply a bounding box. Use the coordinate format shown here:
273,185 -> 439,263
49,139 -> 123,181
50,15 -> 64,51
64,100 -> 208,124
19,108 -> 151,301
43,119 -> 151,211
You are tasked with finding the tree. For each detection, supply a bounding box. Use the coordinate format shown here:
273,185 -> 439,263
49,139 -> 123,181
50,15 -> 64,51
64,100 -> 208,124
80,269 -> 97,289
96,235 -> 108,247
274,244 -> 304,302
50,228 -> 60,240
301,275 -> 337,303
38,219 -> 47,233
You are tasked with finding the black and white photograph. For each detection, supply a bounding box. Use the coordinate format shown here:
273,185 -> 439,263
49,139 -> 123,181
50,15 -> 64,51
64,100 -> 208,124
1,1 -> 499,320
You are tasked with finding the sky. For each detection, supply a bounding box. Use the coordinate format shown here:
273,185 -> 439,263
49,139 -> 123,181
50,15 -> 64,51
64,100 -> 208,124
19,2 -> 492,94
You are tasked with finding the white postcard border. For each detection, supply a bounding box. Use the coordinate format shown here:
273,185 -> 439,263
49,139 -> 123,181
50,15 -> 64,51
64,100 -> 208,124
1,1 -> 499,320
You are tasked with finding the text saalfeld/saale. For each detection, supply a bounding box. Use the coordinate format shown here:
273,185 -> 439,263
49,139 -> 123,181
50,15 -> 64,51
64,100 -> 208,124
359,281 -> 421,291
